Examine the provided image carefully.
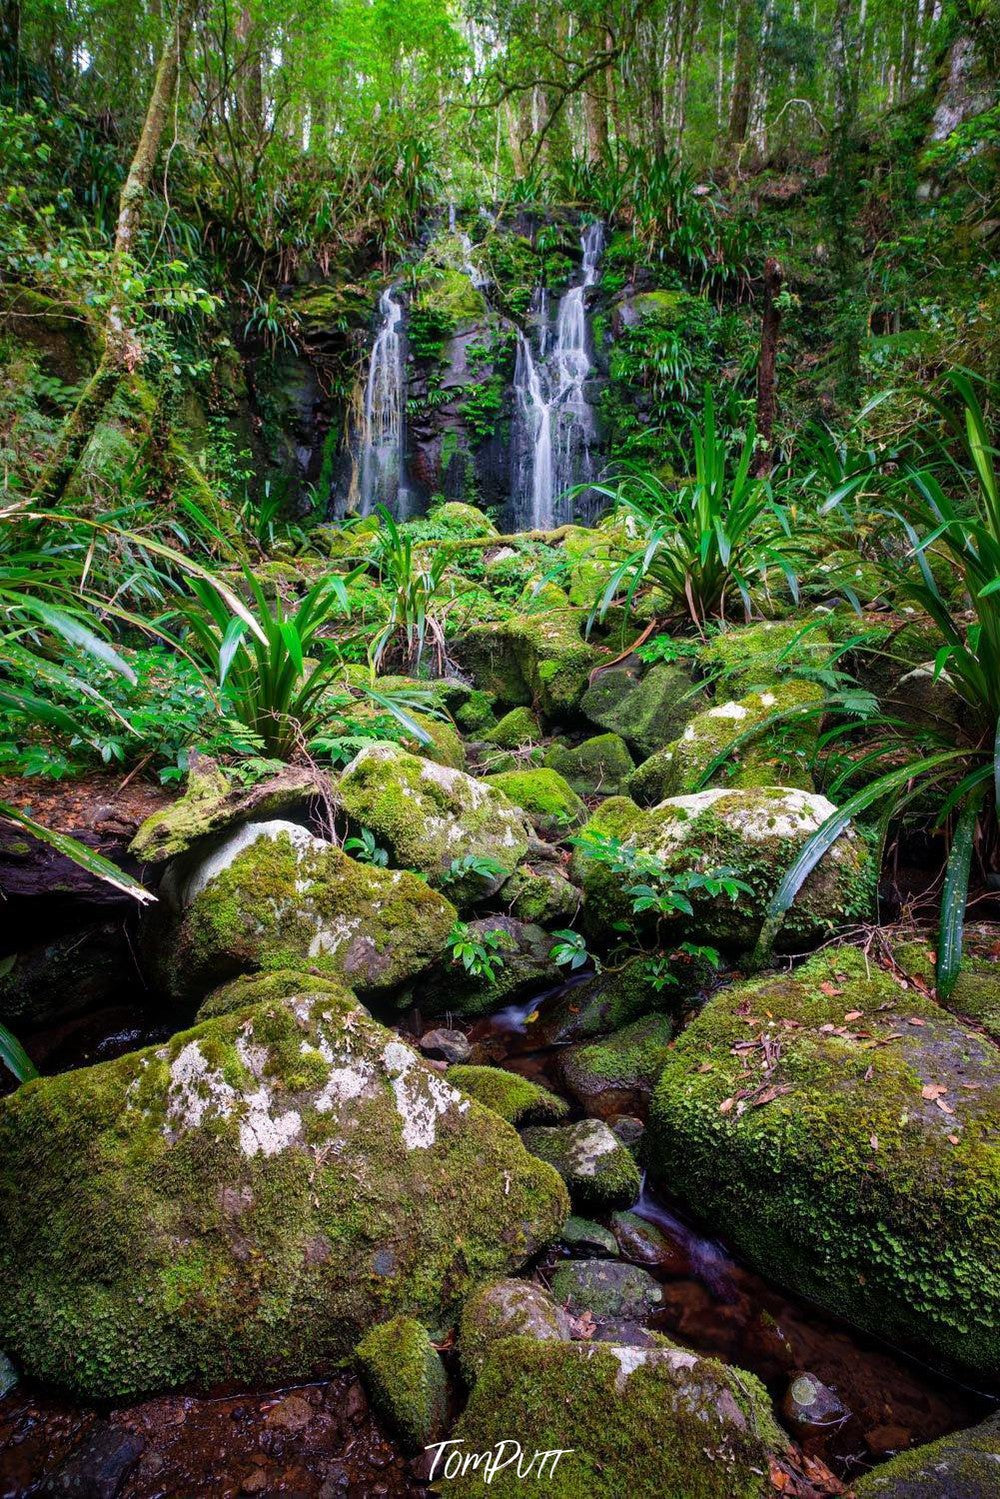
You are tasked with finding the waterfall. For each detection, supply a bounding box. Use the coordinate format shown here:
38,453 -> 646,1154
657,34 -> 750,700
509,222 -> 604,530
357,288 -> 410,518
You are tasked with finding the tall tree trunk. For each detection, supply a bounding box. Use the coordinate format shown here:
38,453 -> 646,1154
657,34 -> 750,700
728,0 -> 757,148
826,0 -> 862,402
33,0 -> 196,508
754,256 -> 783,475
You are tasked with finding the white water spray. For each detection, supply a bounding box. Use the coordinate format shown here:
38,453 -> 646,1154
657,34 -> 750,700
357,288 -> 410,518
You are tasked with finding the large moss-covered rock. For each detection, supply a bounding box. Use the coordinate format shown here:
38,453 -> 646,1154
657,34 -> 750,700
540,960 -> 664,1044
544,733 -> 634,795
854,1410 -> 1000,1497
572,788 -> 873,949
483,706 -> 541,748
450,611 -> 603,720
649,947 -> 1000,1382
484,768 -> 588,835
149,819 -> 456,1003
0,991 -> 568,1398
446,1336 -> 789,1497
499,860 -> 581,924
336,742 -> 532,906
559,1013 -> 676,1118
581,663 -> 702,761
628,680 -> 823,807
449,620 -> 531,707
696,621 -> 833,698
430,500 -> 497,535
521,1120 -> 641,1212
446,1065 -> 568,1125
355,1315 -> 447,1453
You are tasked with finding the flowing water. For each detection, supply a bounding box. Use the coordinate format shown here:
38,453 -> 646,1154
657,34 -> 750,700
356,287 -> 410,519
509,222 -> 605,530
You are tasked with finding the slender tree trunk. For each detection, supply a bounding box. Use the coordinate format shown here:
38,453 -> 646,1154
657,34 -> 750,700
728,0 -> 757,148
754,256 -> 783,474
33,0 -> 196,508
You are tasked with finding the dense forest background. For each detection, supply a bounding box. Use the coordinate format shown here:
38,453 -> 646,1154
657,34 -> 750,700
1,0 -> 997,526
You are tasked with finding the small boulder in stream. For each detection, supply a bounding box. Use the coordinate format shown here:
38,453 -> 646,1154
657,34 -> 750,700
549,1258 -> 662,1324
520,1119 -> 641,1212
446,1065 -> 567,1125
854,1408 -> 1000,1497
559,1012 -> 676,1118
355,1315 -> 447,1454
447,1335 -> 791,1497
0,989 -> 568,1398
459,1278 -> 573,1381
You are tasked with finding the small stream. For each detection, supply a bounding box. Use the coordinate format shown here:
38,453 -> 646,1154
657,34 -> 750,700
1,979 -> 994,1494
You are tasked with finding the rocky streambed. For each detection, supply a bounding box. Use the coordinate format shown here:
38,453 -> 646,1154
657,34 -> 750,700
1,617 -> 999,1497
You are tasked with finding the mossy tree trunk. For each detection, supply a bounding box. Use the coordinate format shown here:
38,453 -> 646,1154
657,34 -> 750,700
32,0 -> 196,509
754,256 -> 782,475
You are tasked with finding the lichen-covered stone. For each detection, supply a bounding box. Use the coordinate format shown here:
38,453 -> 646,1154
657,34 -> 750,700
854,1410 -> 1000,1497
131,758 -> 316,864
336,742 -> 532,906
483,706 -> 541,748
561,1215 -> 618,1258
544,733 -> 634,795
149,819 -> 456,1004
649,947 -> 1000,1382
355,1315 -> 447,1453
549,1258 -> 662,1323
419,916 -> 563,1017
485,769 -> 588,835
447,1335 -> 788,1497
581,663 -> 702,761
446,1066 -> 568,1126
627,679 -> 822,808
572,788 -> 874,949
195,968 -> 353,1022
499,861 -> 580,924
559,1014 -> 676,1119
458,1279 -> 573,1383
0,992 -> 568,1398
521,1120 -> 641,1212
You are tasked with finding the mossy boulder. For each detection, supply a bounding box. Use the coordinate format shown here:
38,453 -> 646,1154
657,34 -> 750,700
521,1120 -> 641,1212
541,960 -> 664,1045
484,768 -> 587,835
648,947 -> 1000,1382
454,688 -> 497,735
499,861 -> 581,924
561,1215 -> 618,1258
893,930 -> 1000,1040
355,1315 -> 447,1453
418,916 -> 562,1018
572,788 -> 874,950
149,819 -> 456,1004
544,733 -> 634,795
195,968 -> 353,1022
627,679 -> 823,807
449,620 -> 531,707
482,705 -> 541,748
429,500 -> 497,535
696,622 -> 833,698
131,758 -> 317,864
451,611 -> 603,720
559,1013 -> 676,1119
447,1336 -> 789,1498
458,1279 -> 572,1383
581,663 -> 702,761
549,1259 -> 662,1324
0,991 -> 568,1398
854,1409 -> 1000,1497
336,742 -> 532,907
446,1066 -> 568,1126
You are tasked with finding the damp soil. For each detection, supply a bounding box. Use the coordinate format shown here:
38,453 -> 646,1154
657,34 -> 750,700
0,974 -> 996,1496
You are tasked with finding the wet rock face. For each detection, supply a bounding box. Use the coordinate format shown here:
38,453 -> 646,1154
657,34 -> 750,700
854,1409 -> 1000,1498
649,946 -> 1000,1383
0,989 -> 567,1398
146,818 -> 456,1005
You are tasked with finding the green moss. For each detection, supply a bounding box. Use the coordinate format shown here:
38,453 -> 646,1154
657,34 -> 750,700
336,742 -> 531,907
454,689 -> 497,735
155,822 -> 457,1003
131,760 -> 308,864
627,679 -> 823,807
482,705 -> 541,748
428,501 -> 497,536
581,662 -> 703,761
355,1315 -> 447,1453
451,610 -> 601,721
521,1120 -> 641,1212
854,1410 -> 1000,1496
484,768 -> 587,834
448,1335 -> 786,1498
544,733 -> 635,796
572,788 -> 874,950
196,969 -> 353,1022
559,1013 -> 676,1115
458,1279 -> 570,1383
649,947 -> 1000,1382
446,1065 -> 568,1126
416,266 -> 487,324
696,622 -> 833,698
498,862 -> 581,924
0,994 -> 568,1399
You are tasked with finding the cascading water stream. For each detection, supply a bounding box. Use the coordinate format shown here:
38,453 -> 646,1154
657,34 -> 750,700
357,287 -> 410,518
510,221 -> 604,530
